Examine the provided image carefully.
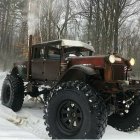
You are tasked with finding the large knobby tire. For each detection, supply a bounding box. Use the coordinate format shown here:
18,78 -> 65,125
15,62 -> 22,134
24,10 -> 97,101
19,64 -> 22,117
44,81 -> 108,139
108,95 -> 140,132
1,74 -> 24,112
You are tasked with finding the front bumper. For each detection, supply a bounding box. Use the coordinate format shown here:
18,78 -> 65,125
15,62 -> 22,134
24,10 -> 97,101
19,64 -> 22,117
102,80 -> 140,95
123,79 -> 140,91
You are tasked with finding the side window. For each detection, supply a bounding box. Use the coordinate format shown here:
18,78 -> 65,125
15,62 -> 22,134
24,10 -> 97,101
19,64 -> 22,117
46,46 -> 60,60
33,47 -> 45,59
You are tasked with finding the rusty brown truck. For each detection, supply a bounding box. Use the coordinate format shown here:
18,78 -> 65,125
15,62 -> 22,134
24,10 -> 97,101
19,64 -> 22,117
1,35 -> 140,139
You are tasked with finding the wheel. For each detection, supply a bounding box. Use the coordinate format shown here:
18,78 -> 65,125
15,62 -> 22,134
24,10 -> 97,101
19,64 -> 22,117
108,95 -> 140,132
44,81 -> 107,139
1,74 -> 24,112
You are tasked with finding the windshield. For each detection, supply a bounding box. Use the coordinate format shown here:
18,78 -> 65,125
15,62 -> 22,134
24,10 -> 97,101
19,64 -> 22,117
64,47 -> 93,57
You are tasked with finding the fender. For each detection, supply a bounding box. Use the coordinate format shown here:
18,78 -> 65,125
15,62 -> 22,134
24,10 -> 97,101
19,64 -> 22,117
59,65 -> 96,83
11,63 -> 27,80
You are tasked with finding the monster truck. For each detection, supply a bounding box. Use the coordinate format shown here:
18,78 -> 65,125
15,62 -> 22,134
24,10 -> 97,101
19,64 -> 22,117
1,35 -> 140,139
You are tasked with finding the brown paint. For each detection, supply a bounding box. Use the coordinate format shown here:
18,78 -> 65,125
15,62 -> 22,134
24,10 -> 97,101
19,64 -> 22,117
104,64 -> 112,81
44,60 -> 60,81
31,59 -> 44,80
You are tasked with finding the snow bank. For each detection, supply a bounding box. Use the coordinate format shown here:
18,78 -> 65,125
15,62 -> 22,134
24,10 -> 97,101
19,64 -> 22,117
0,118 -> 40,139
103,126 -> 140,140
0,105 -> 40,139
0,103 -> 48,139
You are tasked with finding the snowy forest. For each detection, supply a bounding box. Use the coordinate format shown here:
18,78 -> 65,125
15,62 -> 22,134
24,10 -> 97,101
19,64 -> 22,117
0,0 -> 140,73
1,1 -> 140,139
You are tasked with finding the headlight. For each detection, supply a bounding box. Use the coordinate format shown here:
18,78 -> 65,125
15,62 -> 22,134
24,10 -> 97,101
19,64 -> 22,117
129,58 -> 135,66
109,55 -> 115,63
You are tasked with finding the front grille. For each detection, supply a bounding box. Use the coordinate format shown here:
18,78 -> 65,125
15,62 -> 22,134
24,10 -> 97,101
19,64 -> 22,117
111,64 -> 125,80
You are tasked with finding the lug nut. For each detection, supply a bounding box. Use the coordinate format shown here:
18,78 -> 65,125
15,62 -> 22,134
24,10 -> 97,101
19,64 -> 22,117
125,110 -> 129,113
120,113 -> 124,116
125,105 -> 130,108
123,101 -> 126,104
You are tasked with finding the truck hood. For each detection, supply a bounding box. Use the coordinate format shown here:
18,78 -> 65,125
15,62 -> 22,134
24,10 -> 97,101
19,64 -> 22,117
67,54 -> 131,69
67,55 -> 107,68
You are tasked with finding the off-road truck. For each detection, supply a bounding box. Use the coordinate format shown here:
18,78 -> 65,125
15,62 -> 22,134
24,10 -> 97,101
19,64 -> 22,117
1,35 -> 140,139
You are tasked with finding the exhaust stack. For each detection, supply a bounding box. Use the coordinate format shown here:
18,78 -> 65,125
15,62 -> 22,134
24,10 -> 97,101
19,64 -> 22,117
27,35 -> 32,81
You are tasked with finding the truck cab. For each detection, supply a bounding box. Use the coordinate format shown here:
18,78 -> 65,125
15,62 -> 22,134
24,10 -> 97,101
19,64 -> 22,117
30,39 -> 94,83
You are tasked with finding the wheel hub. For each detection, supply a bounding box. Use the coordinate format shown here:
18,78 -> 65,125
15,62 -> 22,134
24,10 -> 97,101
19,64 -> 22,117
57,100 -> 83,133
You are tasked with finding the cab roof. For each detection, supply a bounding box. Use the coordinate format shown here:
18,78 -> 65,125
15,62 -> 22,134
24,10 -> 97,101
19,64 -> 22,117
32,39 -> 95,52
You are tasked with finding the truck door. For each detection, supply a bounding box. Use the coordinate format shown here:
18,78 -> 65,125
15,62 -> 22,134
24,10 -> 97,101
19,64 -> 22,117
31,46 -> 45,80
43,46 -> 60,81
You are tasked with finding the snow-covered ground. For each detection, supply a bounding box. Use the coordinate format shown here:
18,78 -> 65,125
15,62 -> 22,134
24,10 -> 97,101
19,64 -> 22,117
0,72 -> 140,139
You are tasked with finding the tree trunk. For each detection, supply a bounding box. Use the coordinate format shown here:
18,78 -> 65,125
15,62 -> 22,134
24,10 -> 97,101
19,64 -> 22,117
64,0 -> 70,38
88,0 -> 92,41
